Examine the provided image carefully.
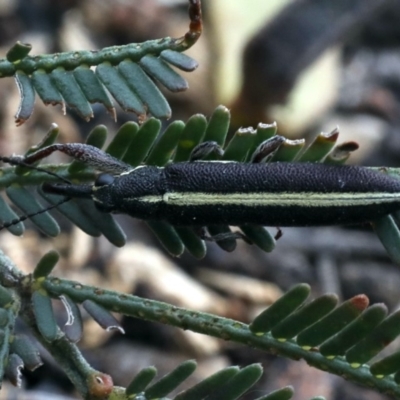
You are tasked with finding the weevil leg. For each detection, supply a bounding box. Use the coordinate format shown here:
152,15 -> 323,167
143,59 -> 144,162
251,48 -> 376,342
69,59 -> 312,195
190,141 -> 224,161
22,143 -> 132,174
208,231 -> 251,243
197,227 -> 251,243
275,227 -> 283,240
251,135 -> 286,163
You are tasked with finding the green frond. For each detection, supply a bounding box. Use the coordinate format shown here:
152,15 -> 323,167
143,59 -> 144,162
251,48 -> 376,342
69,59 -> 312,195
2,1 -> 202,124
113,364 -> 319,400
0,263 -> 330,400
9,334 -> 42,372
0,287 -> 20,389
0,308 -> 12,387
40,276 -> 400,397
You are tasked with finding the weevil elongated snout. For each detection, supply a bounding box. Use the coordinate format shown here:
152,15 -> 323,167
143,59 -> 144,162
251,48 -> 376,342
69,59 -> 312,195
42,182 -> 93,199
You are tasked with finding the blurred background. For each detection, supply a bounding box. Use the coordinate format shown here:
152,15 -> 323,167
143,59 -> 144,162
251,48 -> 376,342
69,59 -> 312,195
1,0 -> 400,399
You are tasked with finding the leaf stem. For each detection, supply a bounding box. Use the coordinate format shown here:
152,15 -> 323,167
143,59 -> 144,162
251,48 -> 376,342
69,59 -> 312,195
42,277 -> 400,399
0,0 -> 202,78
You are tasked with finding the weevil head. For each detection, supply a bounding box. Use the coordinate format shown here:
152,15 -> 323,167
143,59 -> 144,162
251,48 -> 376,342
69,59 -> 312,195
43,174 -> 120,213
92,173 -> 117,212
92,166 -> 164,218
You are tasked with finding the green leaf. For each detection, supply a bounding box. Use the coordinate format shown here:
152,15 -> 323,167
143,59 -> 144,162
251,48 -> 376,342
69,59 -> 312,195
140,55 -> 188,92
146,221 -> 185,257
299,128 -> 339,162
50,67 -> 93,121
10,334 -> 42,371
83,300 -> 124,334
174,366 -> 240,400
0,195 -> 24,236
96,62 -> 145,116
6,353 -> 24,387
319,303 -> 387,357
73,65 -> 115,116
6,186 -> 60,237
126,366 -> 158,396
254,386 -> 294,400
370,350 -> 400,377
203,105 -> 230,148
0,304 -> 16,389
297,295 -> 369,348
32,291 -> 58,342
271,294 -> 338,340
145,360 -> 197,399
146,121 -> 185,166
205,364 -> 263,400
31,69 -> 64,107
33,250 -> 59,279
74,199 -> 126,247
174,114 -> 207,162
6,41 -> 32,62
0,287 -> 13,308
250,284 -> 310,334
14,71 -> 35,125
118,60 -> 171,119
222,128 -> 256,162
160,50 -> 198,72
371,215 -> 400,265
346,309 -> 400,366
272,139 -> 305,162
105,121 -> 138,159
246,122 -> 277,161
175,227 -> 206,259
123,118 -> 161,166
38,189 -> 102,237
239,225 -> 276,252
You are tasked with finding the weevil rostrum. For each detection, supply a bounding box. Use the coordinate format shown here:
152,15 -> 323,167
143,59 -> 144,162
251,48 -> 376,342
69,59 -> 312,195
2,136 -> 400,235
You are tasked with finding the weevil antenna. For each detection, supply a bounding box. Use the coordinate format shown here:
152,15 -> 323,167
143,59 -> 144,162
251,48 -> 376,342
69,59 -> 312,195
0,155 -> 72,185
0,196 -> 70,230
0,154 -> 73,230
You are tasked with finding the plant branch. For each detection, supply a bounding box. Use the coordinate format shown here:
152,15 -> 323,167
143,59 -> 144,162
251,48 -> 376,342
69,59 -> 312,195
42,277 -> 400,399
0,251 -> 112,399
0,0 -> 202,77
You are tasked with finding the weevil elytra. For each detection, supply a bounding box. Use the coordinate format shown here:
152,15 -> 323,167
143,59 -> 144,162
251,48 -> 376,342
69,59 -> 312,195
3,136 -> 400,231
